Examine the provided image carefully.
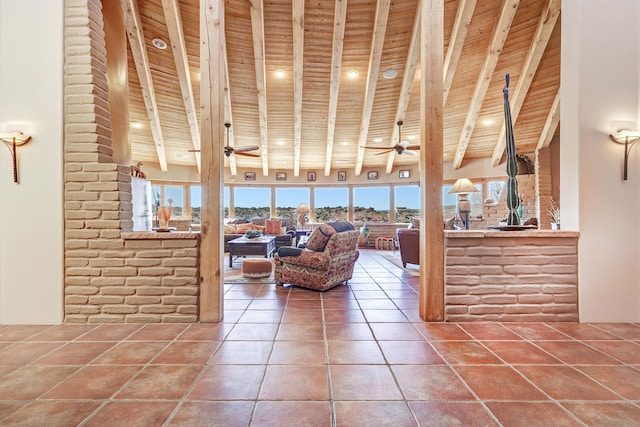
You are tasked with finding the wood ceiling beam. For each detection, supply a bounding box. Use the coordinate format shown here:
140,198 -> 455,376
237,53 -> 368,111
161,0 -> 201,173
223,38 -> 237,176
250,0 -> 270,176
443,0 -> 477,105
122,0 -> 168,171
451,0 -> 519,170
354,0 -> 391,176
385,0 -> 422,174
292,0 -> 304,177
324,0 -> 348,177
536,89 -> 560,150
491,0 -> 561,166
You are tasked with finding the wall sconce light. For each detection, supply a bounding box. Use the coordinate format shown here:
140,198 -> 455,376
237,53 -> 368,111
0,132 -> 32,184
448,178 -> 480,230
610,129 -> 640,180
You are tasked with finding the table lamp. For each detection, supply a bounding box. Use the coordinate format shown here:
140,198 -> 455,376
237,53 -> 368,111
448,178 -> 480,230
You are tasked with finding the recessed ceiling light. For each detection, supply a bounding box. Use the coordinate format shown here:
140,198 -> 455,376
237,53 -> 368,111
341,141 -> 349,146
131,122 -> 143,129
347,70 -> 358,79
275,160 -> 287,165
373,137 -> 383,143
336,160 -> 349,164
274,69 -> 285,78
152,38 -> 167,50
383,69 -> 398,79
482,119 -> 494,126
408,135 -> 416,140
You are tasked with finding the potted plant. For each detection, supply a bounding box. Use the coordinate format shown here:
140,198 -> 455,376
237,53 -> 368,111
548,198 -> 560,230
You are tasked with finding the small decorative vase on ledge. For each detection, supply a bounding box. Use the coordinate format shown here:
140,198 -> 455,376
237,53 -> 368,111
157,198 -> 173,230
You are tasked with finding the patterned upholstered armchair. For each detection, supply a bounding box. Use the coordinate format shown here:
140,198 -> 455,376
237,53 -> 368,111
274,229 -> 360,291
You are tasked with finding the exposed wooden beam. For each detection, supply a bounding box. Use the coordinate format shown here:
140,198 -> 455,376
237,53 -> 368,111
324,0 -> 348,176
250,0 -> 269,176
199,0 -> 225,322
122,0 -> 168,171
420,0 -> 444,321
223,37 -> 237,176
385,0 -> 422,174
536,90 -> 560,150
491,0 -> 561,166
451,0 -> 519,170
292,0 -> 304,177
161,0 -> 201,173
354,0 -> 391,176
443,0 -> 477,105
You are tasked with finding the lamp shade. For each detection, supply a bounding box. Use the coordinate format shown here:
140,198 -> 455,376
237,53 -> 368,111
610,129 -> 640,143
448,178 -> 479,194
295,203 -> 310,213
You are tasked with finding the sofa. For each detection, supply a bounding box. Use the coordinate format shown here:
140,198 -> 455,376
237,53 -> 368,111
223,217 -> 294,252
274,222 -> 360,291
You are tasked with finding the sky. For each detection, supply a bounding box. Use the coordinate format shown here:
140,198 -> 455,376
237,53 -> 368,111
161,184 -> 467,210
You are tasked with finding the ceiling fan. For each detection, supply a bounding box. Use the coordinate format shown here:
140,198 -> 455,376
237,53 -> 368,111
364,121 -> 420,156
190,123 -> 261,157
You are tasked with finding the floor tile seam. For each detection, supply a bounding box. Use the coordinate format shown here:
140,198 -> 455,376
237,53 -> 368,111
479,338 -> 566,366
587,324 -> 640,341
565,364 -> 640,402
525,339 -> 626,366
575,339 -> 638,366
542,323 -> 591,341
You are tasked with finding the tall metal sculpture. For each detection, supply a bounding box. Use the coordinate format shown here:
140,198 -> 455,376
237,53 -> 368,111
503,74 -> 520,226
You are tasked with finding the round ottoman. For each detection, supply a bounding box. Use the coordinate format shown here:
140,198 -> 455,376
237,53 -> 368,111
241,258 -> 273,279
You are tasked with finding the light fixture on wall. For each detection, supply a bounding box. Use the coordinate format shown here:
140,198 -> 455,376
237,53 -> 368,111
448,178 -> 480,230
610,129 -> 640,180
0,132 -> 32,184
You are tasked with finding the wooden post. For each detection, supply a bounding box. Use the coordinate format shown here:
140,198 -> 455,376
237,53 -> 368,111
419,0 -> 445,321
199,0 -> 225,322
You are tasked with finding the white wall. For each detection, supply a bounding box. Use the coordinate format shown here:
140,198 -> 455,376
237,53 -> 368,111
562,0 -> 640,321
0,0 -> 64,323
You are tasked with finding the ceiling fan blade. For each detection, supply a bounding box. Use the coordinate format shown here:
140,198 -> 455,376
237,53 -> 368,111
364,146 -> 395,150
403,149 -> 419,156
398,141 -> 410,149
374,149 -> 394,155
234,151 -> 261,158
188,149 -> 200,152
233,145 -> 260,153
405,145 -> 421,151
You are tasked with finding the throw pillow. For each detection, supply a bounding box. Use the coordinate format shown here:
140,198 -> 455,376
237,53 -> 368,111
224,224 -> 237,234
236,223 -> 254,233
305,224 -> 337,252
265,219 -> 282,235
250,224 -> 265,232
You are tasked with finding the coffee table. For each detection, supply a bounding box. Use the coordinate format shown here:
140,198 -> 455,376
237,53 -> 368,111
228,235 -> 276,267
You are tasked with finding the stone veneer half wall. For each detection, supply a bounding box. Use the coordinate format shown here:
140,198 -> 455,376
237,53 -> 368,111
445,230 -> 579,322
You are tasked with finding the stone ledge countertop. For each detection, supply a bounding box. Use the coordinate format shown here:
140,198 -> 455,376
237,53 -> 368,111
122,231 -> 200,240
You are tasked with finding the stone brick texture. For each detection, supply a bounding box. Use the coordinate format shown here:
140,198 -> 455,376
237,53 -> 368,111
63,0 -> 200,323
444,235 -> 578,322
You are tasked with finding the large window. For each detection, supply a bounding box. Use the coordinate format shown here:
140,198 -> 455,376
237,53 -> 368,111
315,188 -> 348,222
191,186 -> 201,224
395,185 -> 419,223
354,186 -> 389,222
275,187 -> 310,218
164,186 -> 184,217
223,187 -> 229,219
235,187 -> 270,218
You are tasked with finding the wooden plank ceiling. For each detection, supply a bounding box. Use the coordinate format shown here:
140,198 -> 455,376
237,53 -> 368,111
123,0 -> 561,176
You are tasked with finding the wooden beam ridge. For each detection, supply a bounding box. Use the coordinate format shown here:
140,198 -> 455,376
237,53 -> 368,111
443,0 -> 477,105
250,0 -> 270,176
122,0 -> 168,171
420,0 -> 444,321
161,0 -> 201,173
354,0 -> 391,176
491,0 -> 560,165
385,0 -> 422,174
223,36 -> 237,176
324,0 -> 348,176
292,0 -> 304,177
199,0 -> 225,322
536,89 -> 560,150
451,0 -> 519,170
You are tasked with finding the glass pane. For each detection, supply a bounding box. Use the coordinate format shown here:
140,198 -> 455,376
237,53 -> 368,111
487,180 -> 505,203
275,187 -> 310,219
151,185 -> 161,218
164,186 -> 184,217
395,185 -> 420,223
315,188 -> 348,222
234,187 -> 270,218
191,185 -> 201,224
353,186 -> 389,222
223,186 -> 230,219
469,183 -> 483,216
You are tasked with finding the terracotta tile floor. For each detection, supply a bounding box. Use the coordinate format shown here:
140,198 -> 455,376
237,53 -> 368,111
1,250 -> 639,426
